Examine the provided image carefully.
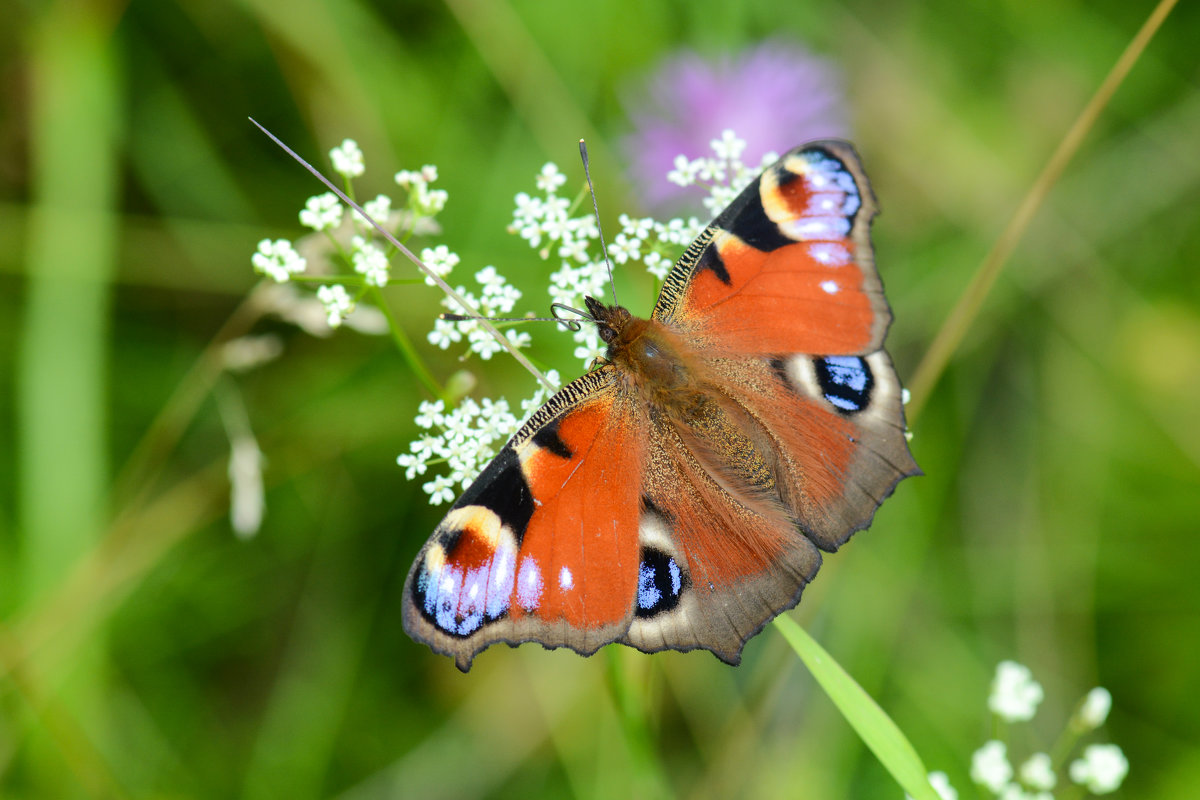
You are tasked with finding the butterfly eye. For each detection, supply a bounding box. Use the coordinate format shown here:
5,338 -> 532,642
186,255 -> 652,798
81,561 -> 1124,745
598,325 -> 618,344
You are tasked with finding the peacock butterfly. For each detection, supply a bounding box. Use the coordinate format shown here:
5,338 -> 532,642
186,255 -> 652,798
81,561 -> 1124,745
402,141 -> 920,671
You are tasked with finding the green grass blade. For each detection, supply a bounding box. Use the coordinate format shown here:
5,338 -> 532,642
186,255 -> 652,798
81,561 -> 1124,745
774,616 -> 939,800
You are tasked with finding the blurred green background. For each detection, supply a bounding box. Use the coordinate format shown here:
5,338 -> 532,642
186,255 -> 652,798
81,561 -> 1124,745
2,0 -> 1198,797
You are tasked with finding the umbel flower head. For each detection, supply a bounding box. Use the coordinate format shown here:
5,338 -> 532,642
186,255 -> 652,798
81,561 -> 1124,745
953,661 -> 1128,800
622,39 -> 846,213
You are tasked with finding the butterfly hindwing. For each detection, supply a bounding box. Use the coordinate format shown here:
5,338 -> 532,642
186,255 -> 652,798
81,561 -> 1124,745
617,348 -> 917,661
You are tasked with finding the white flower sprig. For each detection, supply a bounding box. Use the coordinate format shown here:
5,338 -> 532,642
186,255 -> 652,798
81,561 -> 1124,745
396,372 -> 559,504
921,661 -> 1127,800
249,138 -> 459,335
668,128 -> 778,217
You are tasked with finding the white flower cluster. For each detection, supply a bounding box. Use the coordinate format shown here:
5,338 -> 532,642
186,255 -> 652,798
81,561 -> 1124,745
250,139 -> 463,334
330,139 -> 364,178
989,660 -> 1045,722
427,265 -> 528,359
927,661 -> 1126,800
396,372 -> 559,505
667,128 -> 778,217
506,155 -> 714,366
395,164 -> 447,215
252,239 -> 306,283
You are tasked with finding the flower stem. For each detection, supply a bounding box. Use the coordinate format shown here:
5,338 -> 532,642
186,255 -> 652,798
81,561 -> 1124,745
905,0 -> 1180,423
370,285 -> 443,399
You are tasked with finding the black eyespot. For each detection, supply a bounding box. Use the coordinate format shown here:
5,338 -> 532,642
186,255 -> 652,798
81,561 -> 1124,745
814,356 -> 874,414
635,547 -> 687,618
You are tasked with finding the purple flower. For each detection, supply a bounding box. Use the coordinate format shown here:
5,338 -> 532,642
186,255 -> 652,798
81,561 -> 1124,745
622,40 -> 848,213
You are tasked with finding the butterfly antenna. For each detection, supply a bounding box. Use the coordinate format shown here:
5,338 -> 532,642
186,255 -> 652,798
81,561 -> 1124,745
440,307 -> 584,332
579,140 -> 618,309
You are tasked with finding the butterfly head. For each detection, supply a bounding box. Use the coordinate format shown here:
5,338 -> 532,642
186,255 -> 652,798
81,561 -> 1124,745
584,295 -> 633,345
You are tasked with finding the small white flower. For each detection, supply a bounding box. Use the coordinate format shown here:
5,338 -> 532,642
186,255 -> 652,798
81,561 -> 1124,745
351,237 -> 390,286
228,434 -> 264,538
710,129 -> 747,161
609,232 -> 641,264
542,194 -> 569,219
396,452 -> 428,479
330,138 -> 365,178
517,220 -> 542,248
1019,753 -> 1056,791
558,236 -> 590,263
1069,744 -> 1128,794
420,244 -> 460,285
475,265 -> 503,288
361,194 -> 393,227
971,740 -> 1013,794
252,238 -> 307,282
467,326 -> 504,360
396,165 -> 448,215
989,661 -> 1044,722
907,771 -> 957,800
423,473 -> 456,505
667,154 -> 700,186
927,772 -> 957,800
418,186 -> 448,214
1077,687 -> 1112,730
316,284 -> 354,328
644,251 -> 670,280
505,328 -> 531,350
415,400 -> 445,429
427,317 -> 463,349
513,191 -> 544,224
299,192 -> 344,232
536,162 -> 566,193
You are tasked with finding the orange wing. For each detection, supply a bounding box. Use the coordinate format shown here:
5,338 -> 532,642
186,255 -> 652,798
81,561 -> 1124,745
402,369 -> 648,671
654,141 -> 891,357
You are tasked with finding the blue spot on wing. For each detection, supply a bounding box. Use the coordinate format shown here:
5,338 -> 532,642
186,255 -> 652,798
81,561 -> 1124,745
815,356 -> 874,414
635,548 -> 687,618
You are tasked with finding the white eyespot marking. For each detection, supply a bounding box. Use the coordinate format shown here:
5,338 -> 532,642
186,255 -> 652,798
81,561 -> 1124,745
787,216 -> 851,240
486,544 -> 515,618
559,565 -> 574,590
517,556 -> 543,610
821,280 -> 839,294
416,509 -> 524,636
809,242 -> 850,266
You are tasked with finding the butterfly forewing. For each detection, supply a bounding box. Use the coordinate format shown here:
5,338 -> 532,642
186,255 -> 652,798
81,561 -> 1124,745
402,369 -> 648,671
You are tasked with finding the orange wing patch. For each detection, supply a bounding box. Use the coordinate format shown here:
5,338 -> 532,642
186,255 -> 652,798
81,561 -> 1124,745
513,397 -> 645,634
683,232 -> 875,355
